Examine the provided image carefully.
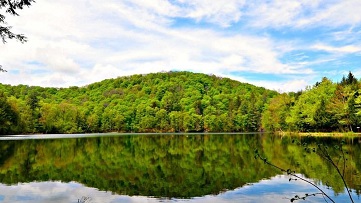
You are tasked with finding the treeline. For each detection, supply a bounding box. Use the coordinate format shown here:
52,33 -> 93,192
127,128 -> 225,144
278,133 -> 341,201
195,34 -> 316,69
262,72 -> 361,132
0,71 -> 277,134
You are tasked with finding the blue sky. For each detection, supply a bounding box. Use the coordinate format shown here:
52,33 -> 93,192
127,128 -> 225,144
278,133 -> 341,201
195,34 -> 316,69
1,0 -> 361,92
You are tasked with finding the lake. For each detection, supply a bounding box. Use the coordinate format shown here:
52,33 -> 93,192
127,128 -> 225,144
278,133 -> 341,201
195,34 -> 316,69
0,133 -> 360,203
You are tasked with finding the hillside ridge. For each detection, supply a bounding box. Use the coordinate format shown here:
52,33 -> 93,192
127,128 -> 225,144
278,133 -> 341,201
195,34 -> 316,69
0,71 -> 278,134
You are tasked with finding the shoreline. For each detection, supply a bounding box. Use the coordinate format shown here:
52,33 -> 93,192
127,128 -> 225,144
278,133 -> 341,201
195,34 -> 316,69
276,131 -> 361,137
1,131 -> 361,140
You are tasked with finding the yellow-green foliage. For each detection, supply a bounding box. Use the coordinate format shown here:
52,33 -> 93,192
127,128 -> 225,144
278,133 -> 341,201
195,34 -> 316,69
0,71 -> 277,134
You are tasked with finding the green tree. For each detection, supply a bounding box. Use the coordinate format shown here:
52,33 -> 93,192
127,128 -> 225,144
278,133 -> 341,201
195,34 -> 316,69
155,109 -> 170,131
7,96 -> 31,133
39,103 -> 59,133
327,85 -> 356,131
340,71 -> 358,87
287,78 -> 336,132
0,92 -> 19,134
183,111 -> 203,132
262,93 -> 293,132
169,111 -> 183,132
26,90 -> 40,132
86,113 -> 101,132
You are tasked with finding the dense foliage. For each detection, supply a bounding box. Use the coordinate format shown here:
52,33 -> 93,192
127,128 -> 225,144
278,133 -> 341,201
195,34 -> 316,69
0,71 -> 277,134
3,71 -> 361,134
262,72 -> 361,132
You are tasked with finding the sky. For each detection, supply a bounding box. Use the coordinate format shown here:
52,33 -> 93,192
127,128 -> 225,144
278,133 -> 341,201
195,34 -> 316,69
1,0 -> 361,92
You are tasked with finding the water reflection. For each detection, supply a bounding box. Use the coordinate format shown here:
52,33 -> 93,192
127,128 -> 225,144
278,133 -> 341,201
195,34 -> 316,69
0,133 -> 360,202
0,175 -> 358,203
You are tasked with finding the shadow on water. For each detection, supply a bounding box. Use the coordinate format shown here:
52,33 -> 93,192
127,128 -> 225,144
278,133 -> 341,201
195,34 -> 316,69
0,133 -> 360,202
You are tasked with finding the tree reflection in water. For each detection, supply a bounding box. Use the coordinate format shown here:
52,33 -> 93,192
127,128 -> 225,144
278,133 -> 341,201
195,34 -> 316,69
0,133 -> 360,202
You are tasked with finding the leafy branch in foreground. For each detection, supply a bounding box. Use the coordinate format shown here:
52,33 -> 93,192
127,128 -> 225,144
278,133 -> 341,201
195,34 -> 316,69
300,139 -> 354,203
254,149 -> 335,203
0,65 -> 6,72
77,196 -> 92,203
1,0 -> 35,71
285,193 -> 323,202
255,137 -> 355,203
0,0 -> 34,43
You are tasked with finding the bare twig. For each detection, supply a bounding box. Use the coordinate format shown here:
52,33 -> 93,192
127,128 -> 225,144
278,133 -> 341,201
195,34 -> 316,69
254,149 -> 335,203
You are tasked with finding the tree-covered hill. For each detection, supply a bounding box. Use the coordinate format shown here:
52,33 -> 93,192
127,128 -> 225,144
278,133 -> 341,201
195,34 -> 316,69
0,71 -> 278,134
262,72 -> 361,132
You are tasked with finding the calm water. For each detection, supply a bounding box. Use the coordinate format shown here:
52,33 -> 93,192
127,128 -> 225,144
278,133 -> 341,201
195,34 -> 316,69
0,133 -> 360,203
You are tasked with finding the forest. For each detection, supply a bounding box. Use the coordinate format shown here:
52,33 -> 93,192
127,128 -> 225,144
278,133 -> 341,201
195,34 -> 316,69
262,71 -> 361,132
0,71 -> 277,134
1,71 -> 361,135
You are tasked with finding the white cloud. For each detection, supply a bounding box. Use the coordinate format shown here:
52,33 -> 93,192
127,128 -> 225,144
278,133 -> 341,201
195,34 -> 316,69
1,175 -> 348,203
5,1 -> 83,40
312,44 -> 361,53
296,0 -> 361,28
174,0 -> 246,27
268,79 -> 310,93
1,0 -> 360,91
246,0 -> 322,28
226,74 -> 310,93
245,0 -> 361,29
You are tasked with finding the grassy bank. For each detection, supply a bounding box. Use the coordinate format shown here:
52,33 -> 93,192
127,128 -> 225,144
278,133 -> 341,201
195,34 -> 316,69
276,131 -> 361,137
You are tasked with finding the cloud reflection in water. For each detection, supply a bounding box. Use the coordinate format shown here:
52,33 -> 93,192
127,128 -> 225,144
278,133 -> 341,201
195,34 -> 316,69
0,175 -> 357,203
